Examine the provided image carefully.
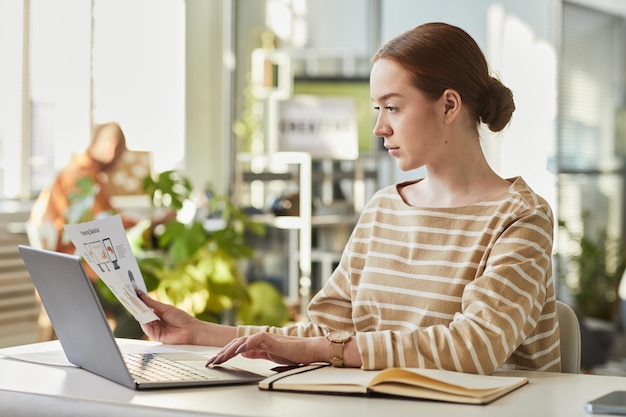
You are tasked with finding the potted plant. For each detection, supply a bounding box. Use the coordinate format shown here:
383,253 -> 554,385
66,170 -> 290,327
558,213 -> 625,370
132,170 -> 289,326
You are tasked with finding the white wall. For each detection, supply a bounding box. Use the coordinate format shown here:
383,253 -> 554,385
93,0 -> 185,175
185,0 -> 229,194
304,0 -> 371,55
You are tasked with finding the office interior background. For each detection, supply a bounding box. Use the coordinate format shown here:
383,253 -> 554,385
1,0 -> 626,373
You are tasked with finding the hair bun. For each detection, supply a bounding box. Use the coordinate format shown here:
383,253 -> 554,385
480,77 -> 515,132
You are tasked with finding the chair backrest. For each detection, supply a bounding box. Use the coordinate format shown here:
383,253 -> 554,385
556,300 -> 581,373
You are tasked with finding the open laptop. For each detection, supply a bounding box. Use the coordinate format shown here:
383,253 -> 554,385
18,245 -> 264,390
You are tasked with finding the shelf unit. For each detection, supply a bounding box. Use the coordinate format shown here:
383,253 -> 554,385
233,152 -> 378,315
238,48 -> 380,316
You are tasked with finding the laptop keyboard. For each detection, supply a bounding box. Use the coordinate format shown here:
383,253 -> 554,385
124,353 -> 216,382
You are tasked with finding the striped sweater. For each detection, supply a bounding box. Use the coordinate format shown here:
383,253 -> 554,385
238,176 -> 561,374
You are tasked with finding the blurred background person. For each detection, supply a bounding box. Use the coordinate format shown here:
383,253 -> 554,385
29,122 -> 137,253
28,122 -> 144,340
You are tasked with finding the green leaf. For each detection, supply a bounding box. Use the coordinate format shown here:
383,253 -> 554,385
133,170 -> 284,324
237,281 -> 289,326
66,177 -> 100,224
143,170 -> 193,210
161,221 -> 207,263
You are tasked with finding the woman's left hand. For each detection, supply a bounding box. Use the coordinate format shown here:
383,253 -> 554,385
206,333 -> 327,366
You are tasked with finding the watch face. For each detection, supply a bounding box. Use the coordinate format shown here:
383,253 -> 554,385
328,331 -> 351,342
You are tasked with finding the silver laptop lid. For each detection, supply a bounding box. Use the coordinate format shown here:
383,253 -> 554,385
18,245 -> 136,388
18,245 -> 265,390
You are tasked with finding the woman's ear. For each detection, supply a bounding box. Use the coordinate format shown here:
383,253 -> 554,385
441,89 -> 462,123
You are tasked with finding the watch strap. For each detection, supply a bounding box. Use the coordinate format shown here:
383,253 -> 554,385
329,340 -> 345,367
327,331 -> 351,367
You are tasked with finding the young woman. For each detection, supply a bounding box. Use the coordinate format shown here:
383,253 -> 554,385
138,22 -> 560,374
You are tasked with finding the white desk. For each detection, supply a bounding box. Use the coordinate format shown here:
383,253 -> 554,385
1,340 -> 625,417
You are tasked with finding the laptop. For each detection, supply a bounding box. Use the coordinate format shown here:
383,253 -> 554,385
18,245 -> 264,390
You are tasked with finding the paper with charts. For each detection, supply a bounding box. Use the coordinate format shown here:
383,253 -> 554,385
64,214 -> 159,324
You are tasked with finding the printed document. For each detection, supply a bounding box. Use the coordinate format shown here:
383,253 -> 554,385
64,215 -> 159,324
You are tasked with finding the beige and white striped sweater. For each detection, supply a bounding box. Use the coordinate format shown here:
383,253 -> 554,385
238,176 -> 561,374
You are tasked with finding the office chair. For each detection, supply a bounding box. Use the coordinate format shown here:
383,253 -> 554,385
556,300 -> 581,373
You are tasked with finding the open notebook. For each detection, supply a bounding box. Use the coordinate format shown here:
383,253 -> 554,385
260,364 -> 528,404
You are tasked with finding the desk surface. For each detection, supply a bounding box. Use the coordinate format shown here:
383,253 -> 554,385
1,340 -> 625,417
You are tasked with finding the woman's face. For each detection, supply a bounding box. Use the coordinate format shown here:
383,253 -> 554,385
370,58 -> 445,172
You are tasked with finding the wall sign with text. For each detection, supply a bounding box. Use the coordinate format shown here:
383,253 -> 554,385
277,96 -> 359,160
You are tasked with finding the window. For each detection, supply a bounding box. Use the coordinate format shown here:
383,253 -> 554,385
0,1 -> 26,200
0,0 -> 185,201
557,3 -> 626,294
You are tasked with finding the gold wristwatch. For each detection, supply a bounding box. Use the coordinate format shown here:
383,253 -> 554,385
326,331 -> 351,367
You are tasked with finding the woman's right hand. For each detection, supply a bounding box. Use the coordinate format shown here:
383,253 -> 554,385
137,291 -> 201,345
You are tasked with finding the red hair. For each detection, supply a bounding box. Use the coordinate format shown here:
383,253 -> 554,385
373,22 -> 515,132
